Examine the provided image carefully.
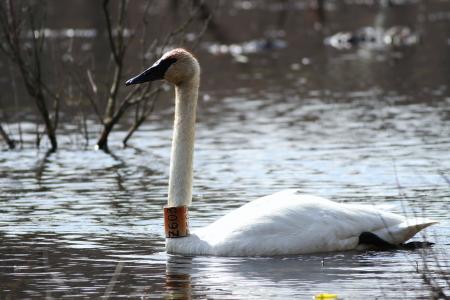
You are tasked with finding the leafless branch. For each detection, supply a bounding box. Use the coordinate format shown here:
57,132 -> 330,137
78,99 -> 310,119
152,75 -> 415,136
0,0 -> 59,151
102,0 -> 120,64
0,123 -> 15,149
120,0 -> 219,146
122,88 -> 161,147
91,0 -> 218,151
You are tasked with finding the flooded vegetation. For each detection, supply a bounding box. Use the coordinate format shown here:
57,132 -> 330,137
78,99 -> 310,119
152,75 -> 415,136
0,0 -> 449,299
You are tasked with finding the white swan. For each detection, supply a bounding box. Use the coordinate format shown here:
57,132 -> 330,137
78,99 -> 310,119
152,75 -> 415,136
126,48 -> 437,256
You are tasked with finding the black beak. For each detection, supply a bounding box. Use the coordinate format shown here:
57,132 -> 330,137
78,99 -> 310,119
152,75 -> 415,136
125,65 -> 163,86
125,57 -> 177,86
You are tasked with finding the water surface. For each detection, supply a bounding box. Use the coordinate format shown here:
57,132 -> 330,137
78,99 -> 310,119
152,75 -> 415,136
1,1 -> 449,299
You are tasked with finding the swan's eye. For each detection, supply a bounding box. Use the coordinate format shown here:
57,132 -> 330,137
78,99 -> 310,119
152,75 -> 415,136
157,57 -> 177,70
149,57 -> 178,79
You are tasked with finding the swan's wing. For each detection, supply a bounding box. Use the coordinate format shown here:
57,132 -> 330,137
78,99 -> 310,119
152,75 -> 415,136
194,190 -> 435,256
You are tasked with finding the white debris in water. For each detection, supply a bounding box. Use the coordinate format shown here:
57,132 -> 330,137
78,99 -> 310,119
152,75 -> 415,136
206,38 -> 287,56
302,57 -> 311,65
26,28 -> 97,39
325,26 -> 420,50
290,63 -> 301,71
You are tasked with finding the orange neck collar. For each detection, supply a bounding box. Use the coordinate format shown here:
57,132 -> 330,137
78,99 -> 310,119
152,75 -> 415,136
164,206 -> 189,238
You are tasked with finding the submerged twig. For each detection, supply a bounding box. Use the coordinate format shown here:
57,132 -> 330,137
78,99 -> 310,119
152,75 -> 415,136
102,261 -> 124,299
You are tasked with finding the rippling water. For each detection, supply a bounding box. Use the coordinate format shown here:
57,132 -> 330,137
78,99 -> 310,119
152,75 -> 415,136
1,89 -> 449,299
1,1 -> 450,299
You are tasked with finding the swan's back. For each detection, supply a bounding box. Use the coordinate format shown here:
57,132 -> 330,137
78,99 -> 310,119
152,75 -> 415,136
167,190 -> 436,256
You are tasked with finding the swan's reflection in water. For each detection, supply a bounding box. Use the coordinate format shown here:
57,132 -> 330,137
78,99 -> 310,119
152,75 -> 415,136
165,256 -> 194,300
161,250 -> 426,299
164,271 -> 192,300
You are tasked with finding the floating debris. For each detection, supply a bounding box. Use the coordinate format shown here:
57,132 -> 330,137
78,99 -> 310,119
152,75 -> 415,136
24,28 -> 135,40
26,28 -> 97,39
314,293 -> 339,300
207,38 -> 287,55
344,0 -> 418,5
205,38 -> 287,62
325,26 -> 419,50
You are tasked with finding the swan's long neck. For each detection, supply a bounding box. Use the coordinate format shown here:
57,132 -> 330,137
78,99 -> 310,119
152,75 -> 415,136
168,77 -> 199,207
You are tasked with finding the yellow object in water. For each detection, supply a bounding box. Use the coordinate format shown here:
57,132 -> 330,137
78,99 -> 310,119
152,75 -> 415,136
314,293 -> 339,300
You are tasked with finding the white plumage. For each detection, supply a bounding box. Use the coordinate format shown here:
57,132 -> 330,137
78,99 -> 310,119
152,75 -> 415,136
167,189 -> 436,256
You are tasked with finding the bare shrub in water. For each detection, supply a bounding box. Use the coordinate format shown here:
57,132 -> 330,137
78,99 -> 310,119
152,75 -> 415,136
0,0 -> 219,152
92,0 -> 217,151
0,0 -> 61,152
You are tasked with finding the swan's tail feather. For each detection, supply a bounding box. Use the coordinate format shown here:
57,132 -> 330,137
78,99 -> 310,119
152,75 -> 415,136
359,216 -> 438,249
401,217 -> 438,231
397,217 -> 438,242
373,217 -> 438,245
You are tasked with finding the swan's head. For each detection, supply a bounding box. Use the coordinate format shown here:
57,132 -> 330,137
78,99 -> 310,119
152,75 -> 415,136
125,48 -> 200,86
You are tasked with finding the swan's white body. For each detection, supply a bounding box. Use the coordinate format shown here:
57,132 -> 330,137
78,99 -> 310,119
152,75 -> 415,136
127,48 -> 437,257
167,190 -> 436,256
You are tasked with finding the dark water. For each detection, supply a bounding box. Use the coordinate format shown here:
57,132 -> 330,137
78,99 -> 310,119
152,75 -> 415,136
1,1 -> 450,299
